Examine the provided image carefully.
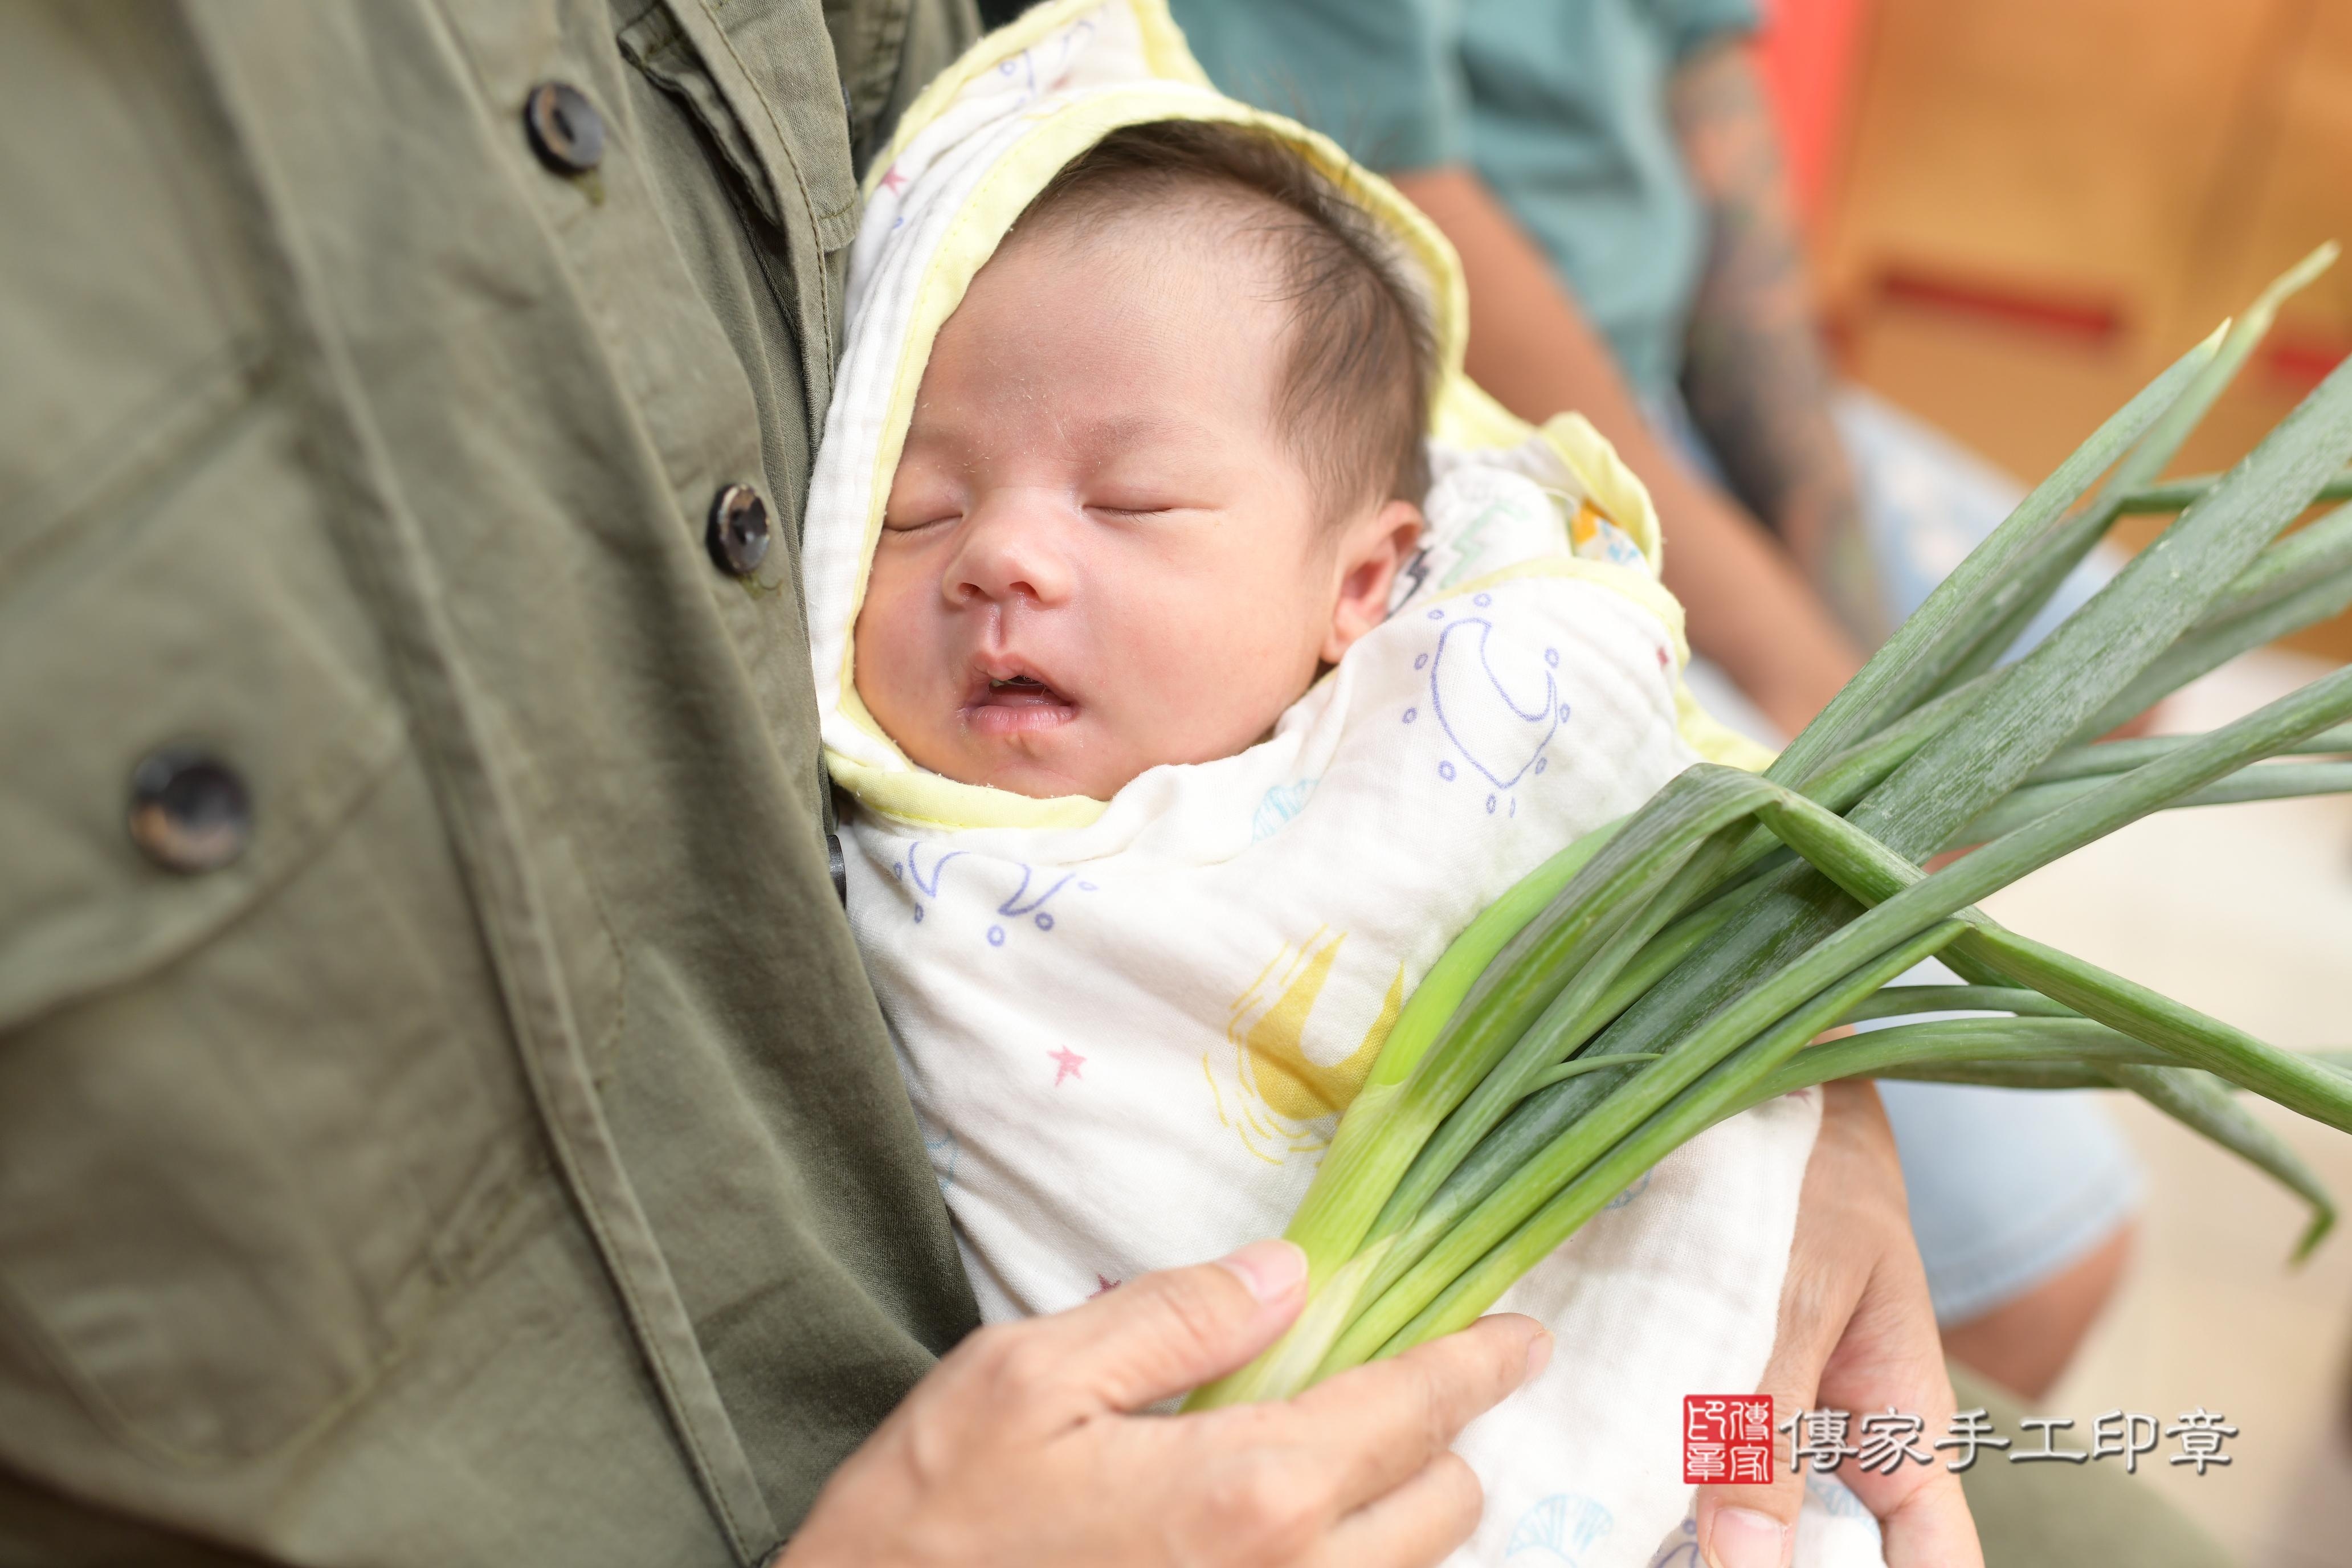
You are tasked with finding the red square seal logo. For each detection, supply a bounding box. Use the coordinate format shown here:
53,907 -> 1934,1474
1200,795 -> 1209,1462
1684,1395 -> 1775,1485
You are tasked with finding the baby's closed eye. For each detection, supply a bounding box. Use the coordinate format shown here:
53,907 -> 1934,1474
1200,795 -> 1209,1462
883,510 -> 961,534
1085,479 -> 1218,518
881,485 -> 965,532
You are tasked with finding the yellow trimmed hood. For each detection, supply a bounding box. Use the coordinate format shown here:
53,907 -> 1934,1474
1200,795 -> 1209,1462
801,0 -> 1754,836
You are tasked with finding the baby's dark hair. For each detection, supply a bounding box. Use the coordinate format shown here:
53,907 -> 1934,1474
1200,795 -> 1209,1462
1013,120 -> 1436,516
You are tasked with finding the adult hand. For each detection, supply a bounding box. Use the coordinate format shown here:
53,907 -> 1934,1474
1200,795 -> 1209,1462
780,1239 -> 1550,1567
1694,1080 -> 1984,1568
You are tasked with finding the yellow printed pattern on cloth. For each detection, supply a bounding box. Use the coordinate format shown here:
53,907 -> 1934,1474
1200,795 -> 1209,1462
1208,929 -> 1404,1164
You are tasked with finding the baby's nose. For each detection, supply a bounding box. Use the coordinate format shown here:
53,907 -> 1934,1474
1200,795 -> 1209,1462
948,494 -> 1077,608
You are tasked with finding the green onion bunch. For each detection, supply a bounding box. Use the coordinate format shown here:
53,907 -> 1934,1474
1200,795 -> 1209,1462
1186,247 -> 2352,1411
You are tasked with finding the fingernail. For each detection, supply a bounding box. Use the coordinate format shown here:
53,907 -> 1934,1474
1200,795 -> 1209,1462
1216,1239 -> 1307,1304
1522,1329 -> 1554,1383
1703,1506 -> 1788,1568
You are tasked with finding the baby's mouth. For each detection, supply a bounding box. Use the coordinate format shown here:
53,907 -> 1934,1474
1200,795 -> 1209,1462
963,667 -> 1079,736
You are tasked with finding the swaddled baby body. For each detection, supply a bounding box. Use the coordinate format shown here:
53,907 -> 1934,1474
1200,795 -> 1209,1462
806,32 -> 1886,1566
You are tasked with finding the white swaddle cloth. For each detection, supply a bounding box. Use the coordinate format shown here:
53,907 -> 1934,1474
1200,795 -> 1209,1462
802,6 -> 1886,1564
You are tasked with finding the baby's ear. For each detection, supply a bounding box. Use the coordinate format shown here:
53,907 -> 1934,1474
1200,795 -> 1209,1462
1321,499 -> 1424,665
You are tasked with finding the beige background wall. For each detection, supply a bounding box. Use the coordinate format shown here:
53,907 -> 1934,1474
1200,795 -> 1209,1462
1816,0 -> 2352,660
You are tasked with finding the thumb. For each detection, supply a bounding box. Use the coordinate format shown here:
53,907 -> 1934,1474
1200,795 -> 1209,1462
1691,1375 -> 1814,1568
1047,1239 -> 1309,1413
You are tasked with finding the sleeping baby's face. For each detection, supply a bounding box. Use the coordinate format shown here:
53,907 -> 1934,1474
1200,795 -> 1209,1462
852,202 -> 1423,801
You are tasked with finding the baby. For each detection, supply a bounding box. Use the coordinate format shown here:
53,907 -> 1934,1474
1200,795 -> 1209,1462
855,121 -> 1431,804
802,14 -> 1879,1565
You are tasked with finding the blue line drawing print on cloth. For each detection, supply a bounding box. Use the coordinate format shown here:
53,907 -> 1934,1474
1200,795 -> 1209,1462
1806,1473 -> 1880,1525
1420,598 -> 1570,819
1505,1492 -> 1614,1565
896,841 -> 1094,947
1603,1169 -> 1653,1212
991,10 -> 1095,108
1252,777 -> 1320,842
1643,1516 -> 1701,1568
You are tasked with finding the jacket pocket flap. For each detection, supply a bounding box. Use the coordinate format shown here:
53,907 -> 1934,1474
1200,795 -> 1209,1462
0,395 -> 407,1035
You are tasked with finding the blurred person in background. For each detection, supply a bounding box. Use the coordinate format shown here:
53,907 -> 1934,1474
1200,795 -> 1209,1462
1153,0 -> 2151,1434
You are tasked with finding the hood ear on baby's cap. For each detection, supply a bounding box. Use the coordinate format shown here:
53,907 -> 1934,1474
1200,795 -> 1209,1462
801,0 -> 1679,838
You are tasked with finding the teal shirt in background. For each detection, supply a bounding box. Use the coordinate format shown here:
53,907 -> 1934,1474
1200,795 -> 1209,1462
1169,0 -> 1758,404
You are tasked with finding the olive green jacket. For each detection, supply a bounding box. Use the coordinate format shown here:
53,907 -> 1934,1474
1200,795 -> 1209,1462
0,3 -> 980,1562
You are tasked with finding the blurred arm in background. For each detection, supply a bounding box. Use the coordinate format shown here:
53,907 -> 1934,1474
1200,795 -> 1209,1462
1389,165 -> 1865,738
1670,36 -> 1885,645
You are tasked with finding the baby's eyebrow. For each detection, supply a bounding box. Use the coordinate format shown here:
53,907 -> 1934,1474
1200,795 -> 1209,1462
904,406 -> 1214,463
1057,409 -> 1212,456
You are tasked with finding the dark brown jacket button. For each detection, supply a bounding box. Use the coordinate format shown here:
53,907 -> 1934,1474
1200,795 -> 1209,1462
707,483 -> 771,576
128,745 -> 252,873
523,81 -> 605,174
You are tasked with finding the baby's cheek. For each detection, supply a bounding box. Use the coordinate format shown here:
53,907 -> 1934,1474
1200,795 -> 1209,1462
1130,623 -> 1302,765
853,583 -> 932,733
